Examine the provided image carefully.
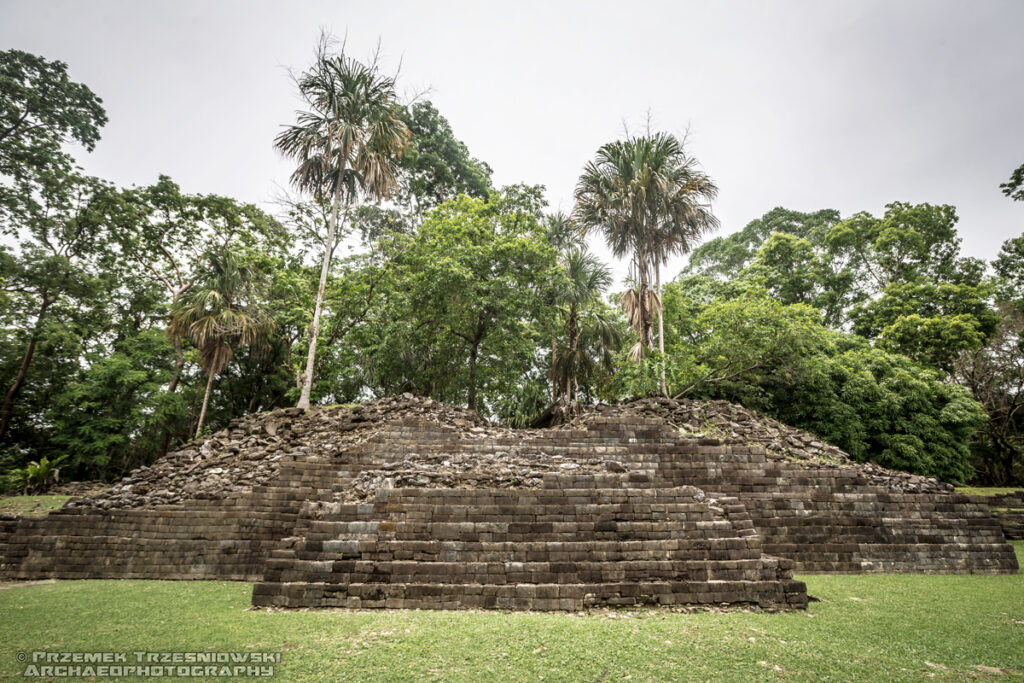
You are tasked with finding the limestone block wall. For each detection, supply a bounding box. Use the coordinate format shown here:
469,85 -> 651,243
0,504 -> 272,580
581,417 -> 1018,574
1,410 -> 1018,601
0,516 -> 18,569
965,492 -> 1024,540
250,419 -> 804,610
253,483 -> 807,610
0,419 -> 526,583
0,458 -> 347,582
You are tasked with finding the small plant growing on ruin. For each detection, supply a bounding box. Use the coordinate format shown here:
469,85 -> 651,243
17,455 -> 68,494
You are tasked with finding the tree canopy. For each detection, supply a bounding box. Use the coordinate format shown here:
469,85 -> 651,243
1,45 -> 1022,490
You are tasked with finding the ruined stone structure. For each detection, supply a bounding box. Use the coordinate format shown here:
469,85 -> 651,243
964,491 -> 1024,541
0,397 -> 1018,611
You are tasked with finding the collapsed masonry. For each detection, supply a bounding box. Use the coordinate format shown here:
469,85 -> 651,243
0,396 -> 1017,611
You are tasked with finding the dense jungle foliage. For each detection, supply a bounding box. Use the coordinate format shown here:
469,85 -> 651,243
2,45 -> 1022,487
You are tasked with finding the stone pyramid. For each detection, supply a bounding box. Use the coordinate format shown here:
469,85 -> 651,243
1,396 -> 1017,611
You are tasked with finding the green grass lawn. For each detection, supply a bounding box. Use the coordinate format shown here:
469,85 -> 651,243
0,543 -> 1021,681
0,494 -> 70,517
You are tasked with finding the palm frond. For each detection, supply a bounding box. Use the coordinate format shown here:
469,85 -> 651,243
274,41 -> 411,205
168,249 -> 275,377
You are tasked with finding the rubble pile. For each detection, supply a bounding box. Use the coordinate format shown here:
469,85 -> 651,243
338,450 -> 623,502
69,395 -> 486,510
67,393 -> 956,511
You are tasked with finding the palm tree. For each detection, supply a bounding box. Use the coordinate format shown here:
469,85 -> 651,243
573,132 -> 718,393
275,35 -> 410,410
642,137 -> 719,394
550,247 -> 621,418
543,211 -> 586,253
574,136 -> 660,361
169,250 -> 274,438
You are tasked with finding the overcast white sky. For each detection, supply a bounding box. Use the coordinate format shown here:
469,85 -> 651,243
2,0 -> 1022,284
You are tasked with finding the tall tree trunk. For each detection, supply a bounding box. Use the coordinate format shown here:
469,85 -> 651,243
568,305 -> 580,413
158,335 -> 187,457
1002,438 -> 1019,486
195,370 -> 216,439
657,261 -> 667,397
167,335 -> 185,395
639,251 -> 653,354
467,340 -> 480,412
187,382 -> 201,439
297,168 -> 347,410
0,296 -> 54,441
630,253 -> 651,359
550,338 -> 557,404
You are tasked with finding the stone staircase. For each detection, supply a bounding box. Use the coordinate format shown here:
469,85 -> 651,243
253,484 -> 806,610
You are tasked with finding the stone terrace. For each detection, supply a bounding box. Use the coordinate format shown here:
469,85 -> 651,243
964,491 -> 1024,541
0,396 -> 1018,611
253,418 -> 806,609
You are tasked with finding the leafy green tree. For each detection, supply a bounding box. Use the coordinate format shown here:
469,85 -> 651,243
658,282 -> 830,401
827,204 -> 996,369
804,346 -> 984,482
169,250 -> 274,437
351,204 -> 413,244
47,329 -> 184,478
993,232 -> 1024,305
851,280 -> 999,371
398,101 -> 492,215
687,207 -> 841,278
688,207 -> 858,326
682,203 -> 1019,482
0,174 -> 124,441
406,192 -> 557,411
954,307 -> 1024,485
688,203 -> 986,336
961,228 -> 1024,484
0,49 -> 106,220
117,176 -> 286,395
0,50 -> 115,444
1001,163 -> 1024,202
275,34 -> 410,410
0,213 -> 172,477
304,243 -> 404,405
350,192 -> 558,413
740,231 -> 857,327
824,202 -> 974,295
612,283 -> 986,481
187,244 -> 303,428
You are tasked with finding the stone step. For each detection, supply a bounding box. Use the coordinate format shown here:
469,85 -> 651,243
271,547 -> 766,565
262,557 -> 790,584
270,537 -> 775,561
251,578 -> 809,610
299,531 -> 754,544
